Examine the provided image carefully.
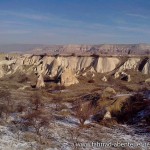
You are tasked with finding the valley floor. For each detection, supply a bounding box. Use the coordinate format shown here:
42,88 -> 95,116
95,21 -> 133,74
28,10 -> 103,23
0,71 -> 149,150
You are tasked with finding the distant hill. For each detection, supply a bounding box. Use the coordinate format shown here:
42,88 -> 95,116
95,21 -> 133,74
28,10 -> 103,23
0,44 -> 45,53
0,43 -> 150,55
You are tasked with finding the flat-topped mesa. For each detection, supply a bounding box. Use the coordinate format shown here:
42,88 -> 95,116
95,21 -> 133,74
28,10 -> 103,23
0,54 -> 149,86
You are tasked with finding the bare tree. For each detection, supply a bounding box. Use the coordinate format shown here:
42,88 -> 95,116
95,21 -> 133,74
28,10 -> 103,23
68,128 -> 81,150
29,93 -> 43,110
0,89 -> 12,120
12,120 -> 22,140
74,102 -> 93,127
0,89 -> 11,106
22,110 -> 49,143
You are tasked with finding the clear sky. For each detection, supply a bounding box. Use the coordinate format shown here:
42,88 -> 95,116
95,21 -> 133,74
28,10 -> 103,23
0,0 -> 150,44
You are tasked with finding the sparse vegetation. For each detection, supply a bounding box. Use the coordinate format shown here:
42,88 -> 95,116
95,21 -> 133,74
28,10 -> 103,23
88,79 -> 95,83
29,93 -> 43,110
0,53 -> 149,149
22,110 -> 49,142
0,89 -> 12,120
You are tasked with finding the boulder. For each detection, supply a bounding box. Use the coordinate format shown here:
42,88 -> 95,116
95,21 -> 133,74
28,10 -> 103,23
103,111 -> 111,119
120,72 -> 131,82
102,87 -> 116,98
61,68 -> 79,86
82,72 -> 87,76
114,71 -> 120,78
36,74 -> 45,88
145,78 -> 150,83
89,67 -> 95,73
0,59 -> 16,78
101,76 -> 107,82
92,73 -> 95,77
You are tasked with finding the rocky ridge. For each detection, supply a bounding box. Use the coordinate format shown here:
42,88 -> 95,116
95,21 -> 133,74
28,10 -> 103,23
0,54 -> 149,86
1,43 -> 150,55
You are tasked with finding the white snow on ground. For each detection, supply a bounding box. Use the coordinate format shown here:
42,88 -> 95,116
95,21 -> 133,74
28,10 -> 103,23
0,126 -> 37,150
0,117 -> 149,150
0,98 -> 149,150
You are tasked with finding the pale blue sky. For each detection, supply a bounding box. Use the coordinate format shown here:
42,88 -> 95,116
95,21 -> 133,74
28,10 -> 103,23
0,0 -> 150,44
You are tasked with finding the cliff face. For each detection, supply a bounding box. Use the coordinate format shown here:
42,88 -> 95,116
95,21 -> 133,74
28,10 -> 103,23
0,55 -> 149,86
14,55 -> 121,75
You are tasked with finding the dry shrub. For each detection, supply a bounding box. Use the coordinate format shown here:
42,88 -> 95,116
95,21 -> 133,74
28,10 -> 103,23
0,90 -> 12,119
9,72 -> 29,83
74,105 -> 91,127
29,93 -> 43,110
100,118 -> 118,127
68,128 -> 82,150
74,101 -> 96,127
88,79 -> 95,83
18,73 -> 29,83
23,132 -> 51,146
0,89 -> 11,104
101,87 -> 116,99
92,108 -> 107,122
73,93 -> 101,127
23,132 -> 38,142
58,109 -> 71,117
90,88 -> 102,93
16,104 -> 26,112
110,93 -> 148,123
0,104 -> 7,117
22,110 -> 49,142
108,96 -> 129,114
146,116 -> 150,125
81,93 -> 100,102
53,85 -> 66,91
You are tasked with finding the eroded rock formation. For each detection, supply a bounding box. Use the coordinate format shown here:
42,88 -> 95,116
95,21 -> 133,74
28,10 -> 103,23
36,74 -> 45,88
61,68 -> 79,86
0,54 -> 149,86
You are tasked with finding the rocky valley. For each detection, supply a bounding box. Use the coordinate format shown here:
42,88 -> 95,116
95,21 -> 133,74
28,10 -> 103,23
0,51 -> 149,150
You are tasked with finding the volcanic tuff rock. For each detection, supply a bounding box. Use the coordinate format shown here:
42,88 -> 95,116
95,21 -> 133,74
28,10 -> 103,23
102,76 -> 107,82
36,74 -> 45,88
61,68 -> 79,86
120,72 -> 131,82
118,58 -> 140,72
145,78 -> 150,83
0,54 -> 149,86
94,57 -> 120,73
142,59 -> 150,74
